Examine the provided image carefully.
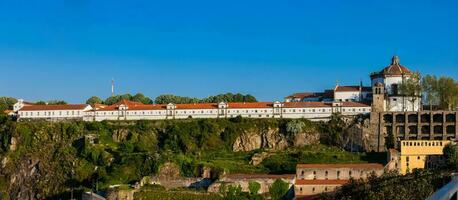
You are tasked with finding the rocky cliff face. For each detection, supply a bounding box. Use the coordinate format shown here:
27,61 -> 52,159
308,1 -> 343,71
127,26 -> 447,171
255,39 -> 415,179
232,127 -> 320,152
342,116 -> 381,152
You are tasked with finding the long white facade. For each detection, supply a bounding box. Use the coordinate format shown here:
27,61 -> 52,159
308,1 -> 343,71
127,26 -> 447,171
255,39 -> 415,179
15,100 -> 371,122
82,100 -> 371,122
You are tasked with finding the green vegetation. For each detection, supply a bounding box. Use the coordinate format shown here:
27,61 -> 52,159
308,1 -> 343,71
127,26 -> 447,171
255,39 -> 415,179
155,93 -> 257,104
135,185 -> 222,200
35,100 -> 67,105
268,179 -> 289,200
0,117 -> 380,199
328,170 -> 452,200
248,181 -> 261,195
400,74 -> 458,110
220,184 -> 264,200
86,96 -> 104,105
103,93 -> 154,105
261,145 -> 385,174
443,143 -> 458,169
0,97 -> 17,112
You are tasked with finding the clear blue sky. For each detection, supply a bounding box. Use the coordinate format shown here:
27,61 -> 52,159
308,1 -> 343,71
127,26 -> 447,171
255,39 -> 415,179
0,0 -> 457,103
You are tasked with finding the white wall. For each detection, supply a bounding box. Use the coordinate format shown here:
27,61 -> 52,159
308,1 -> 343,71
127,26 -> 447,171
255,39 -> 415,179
334,91 -> 361,102
86,105 -> 371,122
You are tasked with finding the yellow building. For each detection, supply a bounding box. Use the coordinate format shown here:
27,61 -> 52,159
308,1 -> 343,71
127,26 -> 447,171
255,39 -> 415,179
400,140 -> 450,174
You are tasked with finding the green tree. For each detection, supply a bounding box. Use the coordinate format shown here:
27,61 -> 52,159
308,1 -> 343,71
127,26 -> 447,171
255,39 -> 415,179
435,76 -> 458,110
443,143 -> 458,169
132,93 -> 153,104
86,96 -> 103,105
0,97 -> 17,112
35,100 -> 67,105
399,72 -> 422,111
319,113 -> 346,147
286,120 -> 305,137
421,75 -> 438,110
104,94 -> 133,105
248,181 -> 261,195
269,179 -> 289,200
202,93 -> 257,103
155,94 -> 200,104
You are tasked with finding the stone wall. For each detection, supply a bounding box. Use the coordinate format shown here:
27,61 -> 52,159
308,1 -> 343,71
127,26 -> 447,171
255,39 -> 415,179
207,174 -> 295,194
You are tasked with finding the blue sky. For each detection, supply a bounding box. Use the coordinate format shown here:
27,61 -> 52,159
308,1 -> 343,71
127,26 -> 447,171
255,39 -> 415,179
0,0 -> 457,103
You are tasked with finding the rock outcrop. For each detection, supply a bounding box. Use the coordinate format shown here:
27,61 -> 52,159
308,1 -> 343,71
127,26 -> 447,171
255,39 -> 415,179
112,129 -> 130,142
232,127 -> 320,152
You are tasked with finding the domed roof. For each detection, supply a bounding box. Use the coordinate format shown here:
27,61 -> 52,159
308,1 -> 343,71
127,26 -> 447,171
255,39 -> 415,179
379,56 -> 412,75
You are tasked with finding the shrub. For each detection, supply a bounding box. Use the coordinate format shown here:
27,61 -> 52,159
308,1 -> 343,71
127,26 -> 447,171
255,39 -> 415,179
269,179 -> 289,200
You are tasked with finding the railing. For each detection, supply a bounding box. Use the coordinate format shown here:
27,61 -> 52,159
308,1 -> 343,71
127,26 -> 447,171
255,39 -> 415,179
428,174 -> 458,200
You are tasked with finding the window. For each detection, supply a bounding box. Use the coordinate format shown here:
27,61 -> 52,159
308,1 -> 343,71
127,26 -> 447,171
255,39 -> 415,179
417,156 -> 420,160
337,171 -> 341,179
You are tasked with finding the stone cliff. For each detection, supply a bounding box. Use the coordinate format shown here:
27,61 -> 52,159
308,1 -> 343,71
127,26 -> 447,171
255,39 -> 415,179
232,127 -> 320,152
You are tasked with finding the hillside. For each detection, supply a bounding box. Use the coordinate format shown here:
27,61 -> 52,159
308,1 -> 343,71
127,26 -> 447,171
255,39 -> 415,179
0,115 -> 383,199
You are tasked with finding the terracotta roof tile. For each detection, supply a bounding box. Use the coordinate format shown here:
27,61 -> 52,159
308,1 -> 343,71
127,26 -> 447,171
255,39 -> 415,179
286,93 -> 319,99
175,103 -> 218,109
335,86 -> 360,92
340,102 -> 370,107
295,179 -> 349,185
19,104 -> 89,111
228,102 -> 273,108
381,64 -> 412,75
284,102 -> 330,108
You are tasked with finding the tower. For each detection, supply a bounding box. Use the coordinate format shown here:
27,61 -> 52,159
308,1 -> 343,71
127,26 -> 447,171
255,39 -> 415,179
111,78 -> 115,97
372,82 -> 385,112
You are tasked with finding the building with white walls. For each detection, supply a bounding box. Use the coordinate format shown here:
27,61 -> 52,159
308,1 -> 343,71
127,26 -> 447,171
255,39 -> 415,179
82,100 -> 370,122
18,104 -> 93,121
370,55 -> 421,112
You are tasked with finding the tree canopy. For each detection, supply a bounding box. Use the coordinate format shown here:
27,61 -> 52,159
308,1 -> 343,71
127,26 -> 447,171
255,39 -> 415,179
0,97 -> 17,112
104,93 -> 153,105
443,143 -> 458,169
86,96 -> 103,105
419,75 -> 458,110
154,93 -> 257,104
269,179 -> 289,200
35,100 -> 67,105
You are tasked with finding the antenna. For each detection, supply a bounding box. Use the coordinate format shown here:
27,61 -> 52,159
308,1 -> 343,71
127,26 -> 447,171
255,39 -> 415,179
111,78 -> 115,97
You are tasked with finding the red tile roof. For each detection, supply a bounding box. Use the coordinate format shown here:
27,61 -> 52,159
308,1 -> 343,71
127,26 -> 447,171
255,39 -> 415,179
19,104 -> 89,111
295,179 -> 349,185
228,102 -> 273,108
284,102 -> 330,108
286,93 -> 319,99
295,194 -> 322,200
340,102 -> 370,107
297,163 -> 384,169
381,64 -> 412,75
175,103 -> 218,109
334,86 -> 359,92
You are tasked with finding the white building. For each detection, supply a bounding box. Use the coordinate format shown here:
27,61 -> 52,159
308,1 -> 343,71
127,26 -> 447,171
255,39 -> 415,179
18,104 -> 93,121
83,100 -> 370,122
333,85 -> 372,102
370,55 -> 421,112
